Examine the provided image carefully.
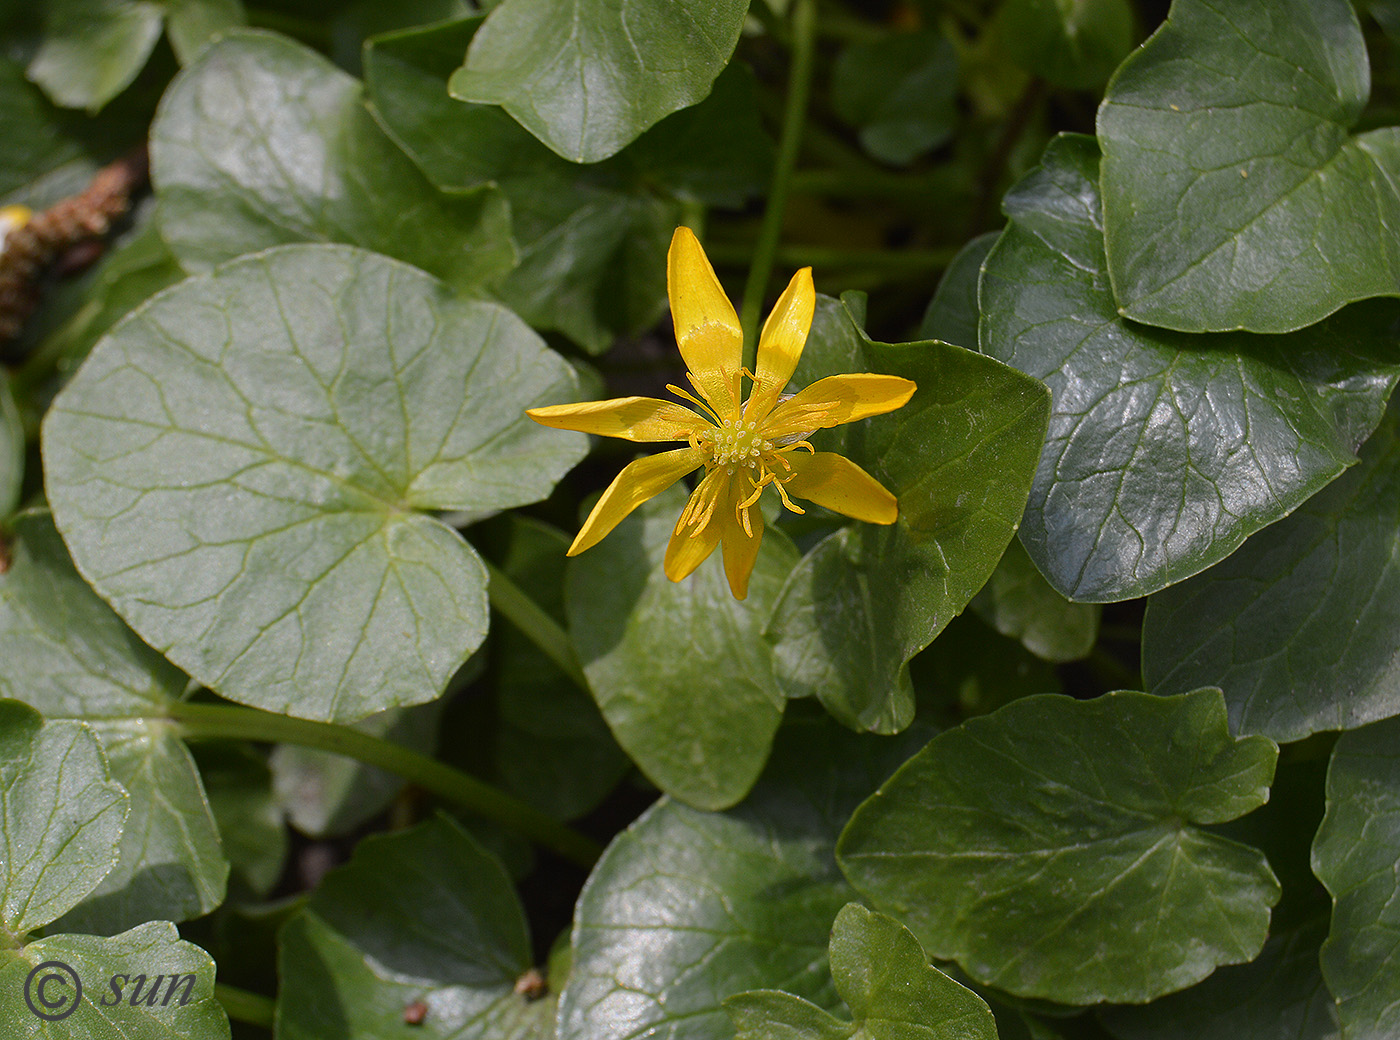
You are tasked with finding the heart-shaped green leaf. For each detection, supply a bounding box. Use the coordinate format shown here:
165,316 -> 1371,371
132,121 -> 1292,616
448,0 -> 749,163
567,486 -> 795,811
276,814 -> 551,1040
768,299 -> 1050,734
151,30 -> 514,294
1312,716 -> 1400,1040
1144,397 -> 1400,742
979,133 -> 1400,601
919,231 -> 999,349
44,243 -> 585,723
838,688 -> 1280,1004
0,512 -> 237,933
726,903 -> 999,1040
559,713 -> 932,1040
0,700 -> 127,942
1099,918 -> 1338,1040
0,921 -> 230,1039
194,743 -> 287,898
1098,0 -> 1400,333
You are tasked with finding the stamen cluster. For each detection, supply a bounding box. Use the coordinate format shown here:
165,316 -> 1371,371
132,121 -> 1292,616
707,419 -> 772,467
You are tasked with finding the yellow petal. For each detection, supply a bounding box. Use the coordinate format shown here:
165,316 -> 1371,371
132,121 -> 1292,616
721,474 -> 765,600
783,451 -> 898,524
667,227 -> 742,417
568,446 -> 707,556
747,266 -> 815,420
527,397 -> 710,442
762,374 -> 917,440
663,469 -> 729,581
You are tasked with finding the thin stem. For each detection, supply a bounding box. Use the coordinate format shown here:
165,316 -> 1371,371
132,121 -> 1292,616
216,983 -> 275,1030
167,699 -> 603,869
484,559 -> 590,692
739,0 -> 818,367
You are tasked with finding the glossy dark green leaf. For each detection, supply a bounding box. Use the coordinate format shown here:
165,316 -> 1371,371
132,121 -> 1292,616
1098,0 -> 1400,333
726,903 -> 999,1040
449,0 -> 749,162
1099,918 -> 1339,1040
769,301 -> 1050,734
480,517 -> 627,821
998,0 -> 1134,90
559,714 -> 932,1040
1144,397 -> 1400,741
0,700 -> 127,940
0,921 -> 230,1039
44,244 -> 586,722
1312,715 -> 1400,1040
839,689 -> 1281,1004
26,0 -> 164,112
270,699 -> 444,837
980,133 -> 1400,601
918,231 -> 999,349
276,815 -> 552,1040
151,31 -> 515,294
832,30 -> 958,166
0,372 -> 19,517
567,486 -> 795,811
0,512 -> 228,935
971,538 -> 1100,662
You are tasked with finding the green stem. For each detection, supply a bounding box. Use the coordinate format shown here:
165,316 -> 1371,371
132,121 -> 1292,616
167,700 -> 603,869
215,983 -> 275,1030
739,0 -> 818,367
483,559 -> 590,693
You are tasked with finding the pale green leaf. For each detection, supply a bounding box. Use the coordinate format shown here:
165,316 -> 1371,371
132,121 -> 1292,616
151,31 -> 515,294
26,0 -> 163,112
0,701 -> 127,941
43,244 -> 586,722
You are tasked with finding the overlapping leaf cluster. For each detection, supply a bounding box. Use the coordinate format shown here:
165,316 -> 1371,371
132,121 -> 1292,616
2,0 -> 1399,1038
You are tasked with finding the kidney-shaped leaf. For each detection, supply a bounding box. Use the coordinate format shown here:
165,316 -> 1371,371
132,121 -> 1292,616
0,921 -> 230,1040
559,714 -> 931,1040
979,133 -> 1400,601
566,486 -> 795,812
0,511 -> 227,935
152,31 -> 514,294
43,243 -> 586,723
1098,0 -> 1400,333
726,903 -> 998,1040
769,299 -> 1050,734
1144,397 -> 1400,742
0,700 -> 127,943
449,0 -> 749,163
1312,716 -> 1400,1040
277,815 -> 552,1040
838,688 -> 1280,1005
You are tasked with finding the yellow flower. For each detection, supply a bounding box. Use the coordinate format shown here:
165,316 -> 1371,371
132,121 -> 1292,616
527,227 -> 916,600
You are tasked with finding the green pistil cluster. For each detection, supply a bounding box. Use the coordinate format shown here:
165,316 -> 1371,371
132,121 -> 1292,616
708,419 -> 773,468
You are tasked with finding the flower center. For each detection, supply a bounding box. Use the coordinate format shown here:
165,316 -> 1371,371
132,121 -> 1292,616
708,419 -> 772,467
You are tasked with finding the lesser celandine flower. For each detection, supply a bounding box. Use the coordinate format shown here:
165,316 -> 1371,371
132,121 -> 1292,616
528,227 -> 916,599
